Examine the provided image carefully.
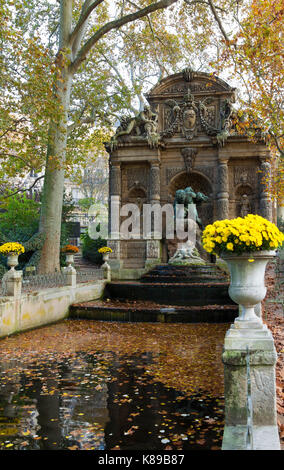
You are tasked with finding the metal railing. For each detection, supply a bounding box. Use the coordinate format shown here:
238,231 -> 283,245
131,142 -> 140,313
0,266 -> 104,298
22,271 -> 69,293
245,346 -> 254,450
76,268 -> 104,284
21,268 -> 104,292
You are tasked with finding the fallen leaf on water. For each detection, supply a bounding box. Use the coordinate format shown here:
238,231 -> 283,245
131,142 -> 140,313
196,439 -> 206,445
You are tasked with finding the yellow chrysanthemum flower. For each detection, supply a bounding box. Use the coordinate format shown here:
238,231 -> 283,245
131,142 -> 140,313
202,214 -> 284,255
0,242 -> 25,255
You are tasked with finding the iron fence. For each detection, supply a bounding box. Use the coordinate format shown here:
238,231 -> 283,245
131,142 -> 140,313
22,271 -> 69,293
20,268 -> 104,293
76,268 -> 104,284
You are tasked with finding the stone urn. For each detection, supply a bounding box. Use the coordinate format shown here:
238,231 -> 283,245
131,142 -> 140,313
102,253 -> 111,281
65,253 -> 74,268
7,252 -> 19,272
102,253 -> 109,262
222,250 -> 275,323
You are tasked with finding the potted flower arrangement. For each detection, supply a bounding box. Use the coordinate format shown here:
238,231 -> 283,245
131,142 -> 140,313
98,246 -> 112,262
0,242 -> 25,271
202,214 -> 284,322
61,244 -> 79,267
98,247 -> 112,281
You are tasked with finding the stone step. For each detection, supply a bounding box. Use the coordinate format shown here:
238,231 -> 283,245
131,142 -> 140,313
104,281 -> 234,307
123,259 -> 145,268
140,263 -> 228,284
140,275 -> 227,284
69,300 -> 238,323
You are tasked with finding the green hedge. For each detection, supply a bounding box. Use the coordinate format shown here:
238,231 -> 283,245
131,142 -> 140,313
81,232 -> 106,265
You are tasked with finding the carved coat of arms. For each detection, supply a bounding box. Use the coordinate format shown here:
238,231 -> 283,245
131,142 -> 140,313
162,90 -> 198,140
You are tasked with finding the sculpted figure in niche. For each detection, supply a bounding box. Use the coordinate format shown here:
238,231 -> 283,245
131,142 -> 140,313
109,105 -> 159,150
171,186 -> 210,265
240,194 -> 251,217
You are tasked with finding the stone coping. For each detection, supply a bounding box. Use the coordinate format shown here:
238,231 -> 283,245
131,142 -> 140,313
0,280 -> 106,338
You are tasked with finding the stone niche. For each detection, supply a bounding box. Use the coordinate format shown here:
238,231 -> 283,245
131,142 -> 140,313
105,68 -> 275,276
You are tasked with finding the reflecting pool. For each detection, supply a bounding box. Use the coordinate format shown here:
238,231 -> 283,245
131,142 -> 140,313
0,320 -> 229,450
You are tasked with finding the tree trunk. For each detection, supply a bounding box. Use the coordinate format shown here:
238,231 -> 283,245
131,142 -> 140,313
38,0 -> 73,273
38,75 -> 72,273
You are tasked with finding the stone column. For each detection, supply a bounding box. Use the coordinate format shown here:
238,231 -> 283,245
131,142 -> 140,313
277,199 -> 284,224
108,163 -> 122,276
108,162 -> 121,239
259,159 -> 273,221
216,157 -> 229,220
148,162 -> 162,242
150,162 -> 161,204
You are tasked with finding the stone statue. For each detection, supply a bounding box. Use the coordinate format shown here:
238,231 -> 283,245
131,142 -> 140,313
199,96 -> 235,147
170,186 -> 209,265
168,240 -> 205,266
240,194 -> 251,217
109,105 -> 159,150
173,186 -> 208,228
173,188 -> 186,219
216,98 -> 234,147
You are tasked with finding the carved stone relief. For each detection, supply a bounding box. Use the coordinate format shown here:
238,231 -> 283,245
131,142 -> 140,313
162,91 -> 198,139
181,147 -> 198,174
127,167 -> 149,190
162,82 -> 221,95
146,240 -> 160,259
234,167 -> 257,187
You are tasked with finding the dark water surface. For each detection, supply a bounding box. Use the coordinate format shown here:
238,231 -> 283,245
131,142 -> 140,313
0,320 -> 229,450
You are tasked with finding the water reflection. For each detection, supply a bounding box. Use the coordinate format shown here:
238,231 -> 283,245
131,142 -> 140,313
0,350 -> 224,450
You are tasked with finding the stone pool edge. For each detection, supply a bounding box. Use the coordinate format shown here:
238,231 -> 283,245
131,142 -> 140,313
0,280 -> 106,338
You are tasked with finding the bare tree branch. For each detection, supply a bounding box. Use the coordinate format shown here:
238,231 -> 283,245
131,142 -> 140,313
145,14 -> 170,78
184,0 -> 226,13
270,131 -> 284,157
206,0 -> 230,42
0,151 -> 35,169
69,0 -> 105,46
69,0 -> 179,74
1,175 -> 44,199
0,117 -> 28,140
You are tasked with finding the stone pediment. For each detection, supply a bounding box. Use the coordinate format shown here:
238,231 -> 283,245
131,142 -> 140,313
145,69 -> 237,146
106,69 -> 238,152
146,69 -> 235,101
